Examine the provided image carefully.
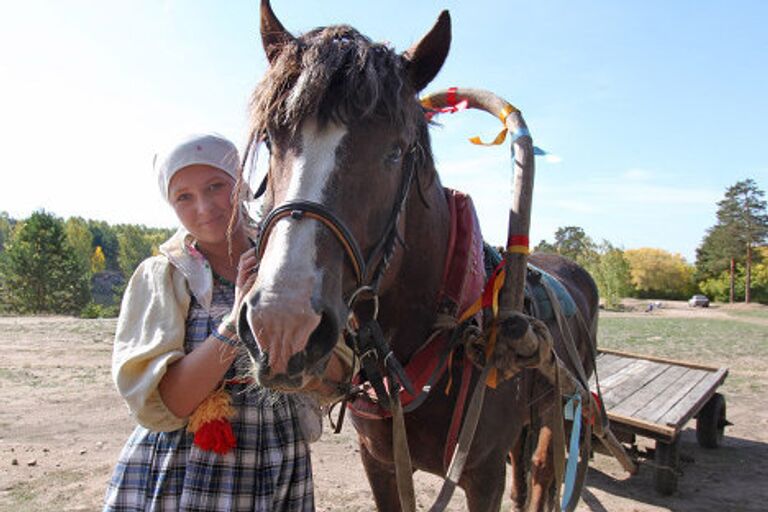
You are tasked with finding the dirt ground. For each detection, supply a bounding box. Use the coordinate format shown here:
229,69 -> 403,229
0,303 -> 766,511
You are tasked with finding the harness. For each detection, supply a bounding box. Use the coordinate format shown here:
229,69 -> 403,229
347,188 -> 485,470
254,141 -> 428,509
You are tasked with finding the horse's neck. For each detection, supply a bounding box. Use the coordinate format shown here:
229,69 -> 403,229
380,182 -> 450,362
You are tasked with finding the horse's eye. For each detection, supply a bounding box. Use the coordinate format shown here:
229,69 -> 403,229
386,146 -> 403,165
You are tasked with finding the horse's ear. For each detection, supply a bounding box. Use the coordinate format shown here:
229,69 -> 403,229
260,0 -> 295,63
402,10 -> 451,92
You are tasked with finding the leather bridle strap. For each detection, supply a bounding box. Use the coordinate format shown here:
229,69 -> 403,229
255,149 -> 417,297
255,201 -> 366,288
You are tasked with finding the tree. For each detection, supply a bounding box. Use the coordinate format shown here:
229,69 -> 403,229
697,179 -> 768,303
0,211 -> 15,252
582,242 -> 633,308
624,248 -> 695,299
91,246 -> 106,274
117,225 -> 154,278
65,217 -> 94,277
535,228 -> 631,307
553,226 -> 596,263
88,220 -> 120,271
0,210 -> 90,314
533,239 -> 557,254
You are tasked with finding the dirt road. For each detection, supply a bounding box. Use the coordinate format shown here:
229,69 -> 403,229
0,308 -> 766,511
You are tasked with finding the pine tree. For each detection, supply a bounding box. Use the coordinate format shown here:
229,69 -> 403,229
0,210 -> 91,314
0,211 -> 14,252
697,179 -> 768,303
117,225 -> 154,279
65,217 -> 94,277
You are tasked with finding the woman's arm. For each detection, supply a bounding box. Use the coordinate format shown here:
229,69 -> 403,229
158,248 -> 258,418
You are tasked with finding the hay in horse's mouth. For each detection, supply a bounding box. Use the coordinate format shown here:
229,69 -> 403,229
238,305 -> 339,386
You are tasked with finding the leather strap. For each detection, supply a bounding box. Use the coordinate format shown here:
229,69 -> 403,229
256,201 -> 366,286
391,385 -> 416,512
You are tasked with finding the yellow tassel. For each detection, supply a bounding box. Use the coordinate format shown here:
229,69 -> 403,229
187,387 -> 235,433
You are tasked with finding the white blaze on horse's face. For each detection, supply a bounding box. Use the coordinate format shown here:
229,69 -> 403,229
248,118 -> 347,376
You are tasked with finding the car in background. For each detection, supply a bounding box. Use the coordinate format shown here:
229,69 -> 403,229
688,294 -> 710,307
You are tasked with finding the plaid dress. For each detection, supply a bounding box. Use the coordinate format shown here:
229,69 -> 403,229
104,278 -> 314,511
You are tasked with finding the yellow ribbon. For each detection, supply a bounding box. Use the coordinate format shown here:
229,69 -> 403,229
507,245 -> 531,255
456,268 -> 507,388
469,104 -> 518,146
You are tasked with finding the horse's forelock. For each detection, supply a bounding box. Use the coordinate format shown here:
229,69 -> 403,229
250,25 -> 425,144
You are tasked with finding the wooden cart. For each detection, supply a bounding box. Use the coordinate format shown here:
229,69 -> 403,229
590,348 -> 729,494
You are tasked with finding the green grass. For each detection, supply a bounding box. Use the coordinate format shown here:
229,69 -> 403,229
724,308 -> 768,320
598,316 -> 768,364
598,315 -> 768,396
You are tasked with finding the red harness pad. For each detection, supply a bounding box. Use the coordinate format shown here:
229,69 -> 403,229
348,188 -> 485,419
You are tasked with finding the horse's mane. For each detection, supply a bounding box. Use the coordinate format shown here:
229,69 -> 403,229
249,25 -> 432,163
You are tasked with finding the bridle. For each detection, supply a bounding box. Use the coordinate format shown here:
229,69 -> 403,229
251,140 -> 420,411
253,144 -> 418,311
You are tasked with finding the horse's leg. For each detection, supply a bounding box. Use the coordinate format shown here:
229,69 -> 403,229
508,428 -> 528,512
359,440 -> 402,512
462,455 -> 507,512
527,413 -> 557,512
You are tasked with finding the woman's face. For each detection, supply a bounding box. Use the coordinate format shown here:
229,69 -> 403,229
168,164 -> 238,246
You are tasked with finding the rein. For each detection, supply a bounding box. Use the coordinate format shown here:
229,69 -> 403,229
254,142 -> 424,511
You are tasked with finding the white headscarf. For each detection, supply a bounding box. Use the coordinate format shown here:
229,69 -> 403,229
155,133 -> 240,202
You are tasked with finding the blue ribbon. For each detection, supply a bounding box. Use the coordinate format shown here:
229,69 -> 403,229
561,394 -> 583,511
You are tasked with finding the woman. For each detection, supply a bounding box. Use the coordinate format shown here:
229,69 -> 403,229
104,133 -> 314,511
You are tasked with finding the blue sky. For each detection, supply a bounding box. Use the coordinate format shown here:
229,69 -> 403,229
1,1 -> 766,262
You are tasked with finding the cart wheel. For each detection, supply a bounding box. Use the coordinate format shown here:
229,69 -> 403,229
697,393 -> 726,449
654,437 -> 679,495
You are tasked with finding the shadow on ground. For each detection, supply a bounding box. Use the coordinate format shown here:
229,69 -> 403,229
582,429 -> 768,511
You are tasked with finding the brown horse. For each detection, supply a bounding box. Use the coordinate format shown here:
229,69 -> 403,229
238,2 -> 599,510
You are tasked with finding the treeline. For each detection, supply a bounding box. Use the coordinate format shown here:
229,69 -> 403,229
0,210 -> 174,317
1,180 -> 765,316
535,179 -> 768,307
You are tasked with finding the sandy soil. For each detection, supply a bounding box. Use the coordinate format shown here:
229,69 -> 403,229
0,308 -> 766,511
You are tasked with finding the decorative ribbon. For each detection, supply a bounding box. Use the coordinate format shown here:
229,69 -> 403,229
507,234 -> 530,255
468,104 -> 519,146
187,387 -> 237,454
561,394 -> 583,511
458,260 -> 507,388
420,88 -> 521,147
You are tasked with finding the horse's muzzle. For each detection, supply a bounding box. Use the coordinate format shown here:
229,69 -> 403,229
237,295 -> 341,389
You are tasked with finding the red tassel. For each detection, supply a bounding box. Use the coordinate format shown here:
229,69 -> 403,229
193,419 -> 236,454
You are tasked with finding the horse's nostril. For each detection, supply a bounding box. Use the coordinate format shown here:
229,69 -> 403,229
305,311 -> 339,367
238,295 -> 260,352
286,351 -> 306,376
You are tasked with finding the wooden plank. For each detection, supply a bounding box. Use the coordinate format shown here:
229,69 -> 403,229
599,359 -> 658,409
605,411 -> 677,439
598,358 -> 650,388
598,348 -> 721,372
640,368 -> 708,425
591,353 -> 635,383
601,361 -> 671,413
612,363 -> 689,418
657,368 -> 728,429
595,353 -> 630,374
596,360 -> 647,398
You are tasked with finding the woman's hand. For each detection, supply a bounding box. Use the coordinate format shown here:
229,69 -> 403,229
231,247 -> 258,324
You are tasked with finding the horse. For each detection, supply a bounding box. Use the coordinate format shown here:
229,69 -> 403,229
237,2 -> 600,510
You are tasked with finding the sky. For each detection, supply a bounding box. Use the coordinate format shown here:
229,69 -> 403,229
1,1 -> 767,263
